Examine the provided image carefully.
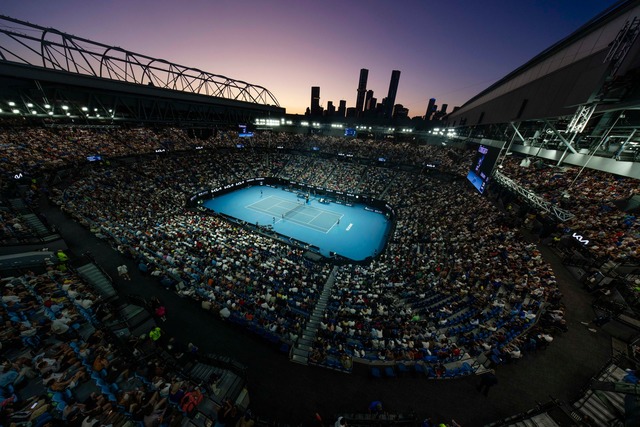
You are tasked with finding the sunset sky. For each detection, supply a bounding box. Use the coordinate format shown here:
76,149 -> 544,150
3,0 -> 620,116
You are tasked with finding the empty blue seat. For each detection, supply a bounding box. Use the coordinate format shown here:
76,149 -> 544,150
371,367 -> 382,378
384,366 -> 396,377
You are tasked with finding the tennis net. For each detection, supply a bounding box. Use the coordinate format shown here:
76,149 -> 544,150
282,203 -> 306,220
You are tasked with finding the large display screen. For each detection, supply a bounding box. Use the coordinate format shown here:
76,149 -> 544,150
467,144 -> 500,194
344,128 -> 356,137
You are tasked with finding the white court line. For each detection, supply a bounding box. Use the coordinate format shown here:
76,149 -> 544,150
246,195 -> 343,234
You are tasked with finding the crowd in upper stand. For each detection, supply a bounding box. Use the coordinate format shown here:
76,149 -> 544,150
498,156 -> 638,262
0,268 -> 214,427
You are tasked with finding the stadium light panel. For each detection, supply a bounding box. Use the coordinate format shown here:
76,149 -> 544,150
12,109 -> 19,114
82,107 -> 88,111
44,104 -> 51,109
48,111 -> 53,115
8,101 -> 15,106
27,103 -> 33,107
31,110 -> 37,114
62,105 -> 69,110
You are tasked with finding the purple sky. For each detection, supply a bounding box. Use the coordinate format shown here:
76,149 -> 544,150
3,0 -> 620,116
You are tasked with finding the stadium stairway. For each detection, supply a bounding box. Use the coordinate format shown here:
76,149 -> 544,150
570,362 -> 627,426
490,360 -> 629,427
187,361 -> 247,408
75,262 -> 118,301
290,266 -> 339,365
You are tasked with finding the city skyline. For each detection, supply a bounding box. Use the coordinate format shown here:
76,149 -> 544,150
3,0 -> 620,116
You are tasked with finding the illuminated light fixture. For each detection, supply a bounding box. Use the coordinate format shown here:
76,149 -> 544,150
108,109 -> 112,113
81,107 -> 88,112
27,103 -> 33,107
0,108 -> 2,113
31,110 -> 37,115
12,109 -> 20,114
62,105 -> 69,110
301,121 -> 309,126
66,112 -> 70,116
44,104 -> 51,109
48,111 -> 53,115
94,108 -> 98,111
96,114 -> 100,117
8,101 -> 16,106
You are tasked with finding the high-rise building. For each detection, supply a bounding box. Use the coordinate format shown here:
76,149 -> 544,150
440,104 -> 448,114
364,90 -> 374,111
368,97 -> 377,112
311,86 -> 321,116
425,98 -> 436,120
326,101 -> 335,116
355,68 -> 369,117
337,100 -> 346,118
384,70 -> 401,118
393,104 -> 408,119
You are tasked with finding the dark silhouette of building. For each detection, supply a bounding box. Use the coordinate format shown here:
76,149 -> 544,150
337,100 -> 346,118
440,103 -> 448,115
310,86 -> 322,116
346,107 -> 357,118
393,104 -> 408,119
425,98 -> 436,120
364,90 -> 374,112
326,101 -> 335,116
355,68 -> 369,117
384,70 -> 401,118
367,96 -> 377,113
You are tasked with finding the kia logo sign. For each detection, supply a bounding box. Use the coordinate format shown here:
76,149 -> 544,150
14,173 -> 23,180
572,233 -> 589,245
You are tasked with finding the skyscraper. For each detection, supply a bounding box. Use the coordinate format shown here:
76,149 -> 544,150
310,86 -> 321,116
364,90 -> 374,112
337,100 -> 346,118
326,101 -> 335,116
425,98 -> 436,120
384,70 -> 401,118
355,68 -> 369,117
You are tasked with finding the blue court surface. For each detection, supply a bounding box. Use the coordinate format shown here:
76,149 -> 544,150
202,185 -> 391,261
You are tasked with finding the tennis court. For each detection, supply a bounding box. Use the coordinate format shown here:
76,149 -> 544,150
202,185 -> 390,261
247,196 -> 342,233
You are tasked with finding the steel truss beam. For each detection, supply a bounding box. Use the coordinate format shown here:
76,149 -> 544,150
543,120 -> 579,154
493,171 -> 575,222
604,16 -> 640,77
566,104 -> 597,134
0,15 -> 280,107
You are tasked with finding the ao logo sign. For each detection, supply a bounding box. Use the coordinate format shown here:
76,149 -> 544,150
572,233 -> 589,245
